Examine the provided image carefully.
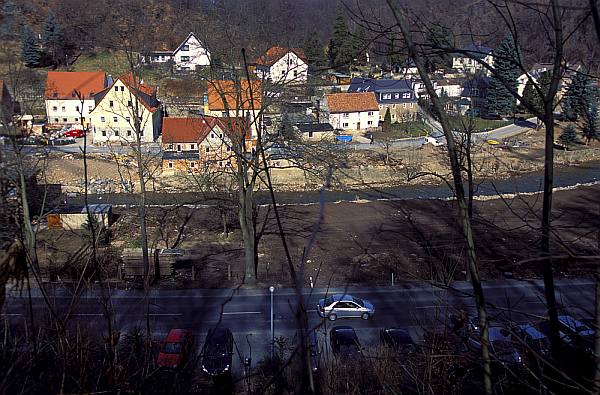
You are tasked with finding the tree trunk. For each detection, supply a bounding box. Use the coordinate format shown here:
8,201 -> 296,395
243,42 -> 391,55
239,180 -> 256,284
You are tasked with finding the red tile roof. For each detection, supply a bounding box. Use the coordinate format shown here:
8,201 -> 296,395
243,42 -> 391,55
162,117 -> 217,143
207,80 -> 262,111
254,46 -> 307,67
45,71 -> 106,100
326,92 -> 378,113
118,72 -> 157,97
94,72 -> 160,113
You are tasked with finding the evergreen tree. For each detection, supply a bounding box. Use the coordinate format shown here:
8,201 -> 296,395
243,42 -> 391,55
582,89 -> 599,144
522,71 -> 552,115
21,25 -> 41,67
352,27 -> 368,64
558,123 -> 577,146
42,11 -> 64,65
328,13 -> 354,71
562,71 -> 590,120
486,35 -> 520,117
386,38 -> 402,68
382,107 -> 392,132
424,25 -> 452,72
303,32 -> 324,72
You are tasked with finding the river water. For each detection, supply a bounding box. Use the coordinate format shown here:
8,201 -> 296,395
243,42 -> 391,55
72,161 -> 600,207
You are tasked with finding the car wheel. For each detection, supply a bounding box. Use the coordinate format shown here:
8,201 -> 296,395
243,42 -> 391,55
361,312 -> 370,320
328,313 -> 337,321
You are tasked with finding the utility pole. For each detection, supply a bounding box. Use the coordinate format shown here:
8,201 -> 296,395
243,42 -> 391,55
269,285 -> 275,359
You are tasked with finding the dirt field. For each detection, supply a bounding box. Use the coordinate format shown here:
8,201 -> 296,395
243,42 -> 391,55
34,183 -> 599,289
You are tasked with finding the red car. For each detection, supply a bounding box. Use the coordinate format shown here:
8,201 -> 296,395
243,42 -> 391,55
156,329 -> 194,369
63,129 -> 85,138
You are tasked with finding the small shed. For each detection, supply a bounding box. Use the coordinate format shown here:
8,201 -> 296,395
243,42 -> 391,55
48,204 -> 113,230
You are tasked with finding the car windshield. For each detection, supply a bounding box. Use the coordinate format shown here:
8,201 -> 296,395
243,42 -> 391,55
162,342 -> 182,354
352,297 -> 364,307
206,342 -> 227,355
324,296 -> 334,307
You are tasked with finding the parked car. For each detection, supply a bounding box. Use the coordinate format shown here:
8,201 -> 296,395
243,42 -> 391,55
557,315 -> 595,356
425,136 -> 444,146
201,327 -> 234,376
330,326 -> 362,358
156,329 -> 194,369
317,294 -> 375,321
512,323 -> 553,361
380,328 -> 416,354
63,129 -> 85,138
468,326 -> 523,367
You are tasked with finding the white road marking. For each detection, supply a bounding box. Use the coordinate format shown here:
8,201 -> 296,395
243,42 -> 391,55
222,311 -> 261,315
147,313 -> 183,316
1,313 -> 23,316
73,313 -> 104,316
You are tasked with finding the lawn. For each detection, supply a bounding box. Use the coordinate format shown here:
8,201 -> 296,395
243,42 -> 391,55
373,120 -> 431,139
448,116 -> 511,132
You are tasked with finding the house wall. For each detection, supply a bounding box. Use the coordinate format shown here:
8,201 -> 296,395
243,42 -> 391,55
90,80 -> 160,144
173,35 -> 211,71
436,84 -> 462,98
377,103 -> 418,122
162,158 -> 199,174
268,52 -> 308,83
45,98 -> 96,126
329,111 -> 378,131
301,130 -> 334,141
206,108 -> 259,141
59,212 -> 110,230
162,142 -> 198,151
198,130 -> 236,169
452,54 -> 494,75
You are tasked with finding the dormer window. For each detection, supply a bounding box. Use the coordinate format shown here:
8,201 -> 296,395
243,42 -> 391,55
53,92 -> 58,98
382,93 -> 392,100
403,92 -> 411,99
394,93 -> 400,99
181,45 -> 189,51
71,92 -> 76,98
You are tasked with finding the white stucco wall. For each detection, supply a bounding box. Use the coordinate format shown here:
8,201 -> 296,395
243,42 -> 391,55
45,98 -> 96,125
89,80 -> 160,144
267,52 -> 308,83
173,34 -> 211,71
328,111 -> 378,131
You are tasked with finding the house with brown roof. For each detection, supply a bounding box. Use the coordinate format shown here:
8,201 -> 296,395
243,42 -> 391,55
251,46 -> 308,83
161,116 -> 249,174
325,92 -> 379,131
206,80 -> 262,141
89,73 -> 162,144
44,71 -> 107,126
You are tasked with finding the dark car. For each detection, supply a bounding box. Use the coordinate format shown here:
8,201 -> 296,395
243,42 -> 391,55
330,326 -> 362,358
201,327 -> 234,376
469,326 -> 523,367
156,329 -> 194,369
380,328 -> 416,354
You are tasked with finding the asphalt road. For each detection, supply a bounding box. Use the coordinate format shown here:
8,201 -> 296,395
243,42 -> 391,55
3,278 -> 595,376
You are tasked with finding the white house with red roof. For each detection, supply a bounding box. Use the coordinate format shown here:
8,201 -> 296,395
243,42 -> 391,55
325,92 -> 379,131
251,46 -> 308,83
89,73 -> 162,144
45,71 -> 107,126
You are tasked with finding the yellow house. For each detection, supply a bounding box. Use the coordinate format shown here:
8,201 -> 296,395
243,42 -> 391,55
90,73 -> 162,144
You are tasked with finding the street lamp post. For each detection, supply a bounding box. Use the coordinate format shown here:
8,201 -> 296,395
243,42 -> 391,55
269,285 -> 275,359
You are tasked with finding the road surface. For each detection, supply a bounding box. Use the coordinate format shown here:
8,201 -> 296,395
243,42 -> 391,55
3,278 -> 595,376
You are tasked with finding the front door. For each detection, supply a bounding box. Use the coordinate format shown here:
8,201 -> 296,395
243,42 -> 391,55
356,122 -> 360,130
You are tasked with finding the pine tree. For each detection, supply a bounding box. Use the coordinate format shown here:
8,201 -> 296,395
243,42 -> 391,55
523,71 -> 552,115
486,35 -> 520,117
328,13 -> 353,71
382,107 -> 392,132
21,25 -> 41,67
386,38 -> 402,68
558,124 -> 577,146
42,11 -> 64,65
424,25 -> 452,72
352,27 -> 367,64
562,71 -> 590,120
582,89 -> 599,144
303,32 -> 324,72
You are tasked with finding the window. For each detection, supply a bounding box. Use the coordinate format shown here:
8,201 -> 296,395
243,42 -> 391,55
190,162 -> 195,168
367,121 -> 373,125
120,86 -> 125,92
127,130 -> 132,137
61,106 -> 66,112
342,122 -> 348,127
210,133 -> 215,139
176,144 -> 182,151
472,88 -> 479,97
219,133 -> 223,139
126,116 -> 131,122
382,93 -> 392,100
168,162 -> 173,168
140,130 -> 143,136
115,86 -> 119,92
181,56 -> 190,61
113,117 -> 118,122
76,105 -> 80,112
181,45 -> 189,51
109,100 -> 114,108
114,130 -> 119,137
62,118 -> 67,122
308,131 -> 314,138
293,70 -> 298,77
219,161 -> 223,167
52,106 -> 57,111
168,144 -> 173,150
190,144 -> 195,150
101,130 -> 106,136
75,118 -> 79,122
395,93 -> 400,99
128,100 -> 132,107
403,103 -> 407,108
392,114 -> 396,120
160,55 -> 164,61
221,112 -> 227,117
205,147 -> 210,152
403,92 -> 411,99
53,92 -> 58,98
88,106 -> 93,112
368,111 -> 373,116
226,146 -> 231,152
281,70 -> 286,76
343,113 -> 349,118
54,118 -> 59,122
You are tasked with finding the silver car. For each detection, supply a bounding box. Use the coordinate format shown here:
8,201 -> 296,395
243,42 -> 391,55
317,294 -> 375,321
